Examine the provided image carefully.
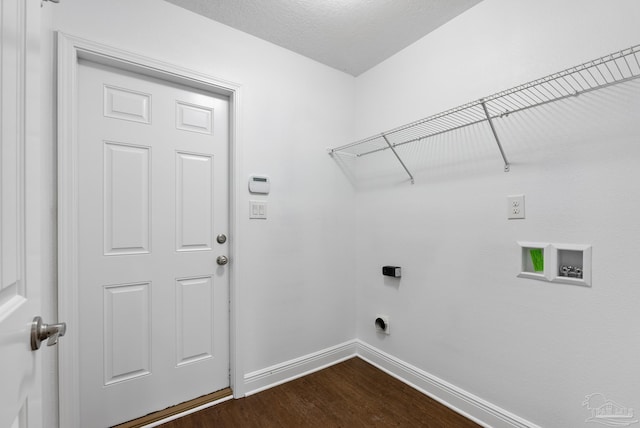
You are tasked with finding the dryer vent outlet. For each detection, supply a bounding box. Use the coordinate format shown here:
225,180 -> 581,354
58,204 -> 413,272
375,315 -> 390,335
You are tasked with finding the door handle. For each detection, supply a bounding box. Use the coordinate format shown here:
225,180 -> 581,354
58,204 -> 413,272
31,316 -> 67,350
216,255 -> 229,266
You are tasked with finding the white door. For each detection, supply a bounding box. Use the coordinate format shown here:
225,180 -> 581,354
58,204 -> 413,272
0,1 -> 46,428
75,59 -> 230,427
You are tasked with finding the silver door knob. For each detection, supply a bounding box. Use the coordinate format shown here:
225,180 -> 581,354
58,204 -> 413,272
31,316 -> 67,350
216,255 -> 229,266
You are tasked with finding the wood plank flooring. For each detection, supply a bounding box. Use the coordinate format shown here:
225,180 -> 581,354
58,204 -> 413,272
159,357 -> 481,427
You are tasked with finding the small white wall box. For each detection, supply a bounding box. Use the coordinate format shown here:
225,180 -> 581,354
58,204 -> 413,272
382,266 -> 401,278
517,242 -> 552,282
248,175 -> 270,194
550,243 -> 592,287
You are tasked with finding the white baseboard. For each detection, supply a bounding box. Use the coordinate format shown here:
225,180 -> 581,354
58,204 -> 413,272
242,339 -> 539,428
355,340 -> 540,428
243,340 -> 358,396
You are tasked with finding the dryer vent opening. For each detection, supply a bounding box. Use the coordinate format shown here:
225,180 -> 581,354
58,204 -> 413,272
375,315 -> 390,335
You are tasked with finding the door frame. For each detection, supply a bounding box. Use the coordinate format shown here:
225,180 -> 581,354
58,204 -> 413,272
57,32 -> 244,428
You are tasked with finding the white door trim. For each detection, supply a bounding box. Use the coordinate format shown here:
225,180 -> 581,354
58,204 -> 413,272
57,32 -> 244,428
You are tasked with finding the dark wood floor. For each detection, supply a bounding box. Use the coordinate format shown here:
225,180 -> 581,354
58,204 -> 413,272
160,357 -> 481,427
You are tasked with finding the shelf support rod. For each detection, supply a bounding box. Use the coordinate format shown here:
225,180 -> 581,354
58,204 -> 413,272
480,100 -> 510,172
381,134 -> 414,184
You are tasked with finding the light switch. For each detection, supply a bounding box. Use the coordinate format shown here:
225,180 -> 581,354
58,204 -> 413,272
250,200 -> 267,219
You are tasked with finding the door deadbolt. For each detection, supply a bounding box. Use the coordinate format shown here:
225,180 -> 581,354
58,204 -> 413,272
216,234 -> 227,244
216,255 -> 229,266
31,316 -> 67,350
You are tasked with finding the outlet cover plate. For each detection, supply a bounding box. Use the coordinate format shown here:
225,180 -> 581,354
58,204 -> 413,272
507,195 -> 525,219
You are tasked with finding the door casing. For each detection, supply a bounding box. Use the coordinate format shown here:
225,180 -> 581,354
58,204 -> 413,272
57,32 -> 244,428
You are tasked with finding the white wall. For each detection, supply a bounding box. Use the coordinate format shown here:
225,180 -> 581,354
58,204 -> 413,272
42,0 -> 357,416
39,0 -> 640,426
353,1 -> 640,427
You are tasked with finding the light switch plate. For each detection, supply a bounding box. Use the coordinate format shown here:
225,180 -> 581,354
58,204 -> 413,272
507,195 -> 525,219
249,200 -> 267,219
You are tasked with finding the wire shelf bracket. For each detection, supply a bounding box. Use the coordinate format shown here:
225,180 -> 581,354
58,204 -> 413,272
381,133 -> 415,184
480,99 -> 510,172
329,44 -> 640,183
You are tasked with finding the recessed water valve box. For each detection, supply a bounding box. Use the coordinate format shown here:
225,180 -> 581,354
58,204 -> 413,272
382,266 -> 401,278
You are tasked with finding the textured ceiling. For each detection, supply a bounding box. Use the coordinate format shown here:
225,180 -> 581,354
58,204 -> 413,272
164,0 -> 482,76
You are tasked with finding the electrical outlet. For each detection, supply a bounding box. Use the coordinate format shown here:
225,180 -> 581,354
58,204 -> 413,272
507,195 -> 525,219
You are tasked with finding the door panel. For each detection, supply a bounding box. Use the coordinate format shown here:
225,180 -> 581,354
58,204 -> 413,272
176,152 -> 214,251
103,142 -> 151,255
176,275 -> 214,365
76,60 -> 230,427
103,282 -> 151,385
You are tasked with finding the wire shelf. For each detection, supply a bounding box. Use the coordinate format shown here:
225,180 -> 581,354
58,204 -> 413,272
329,44 -> 640,182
